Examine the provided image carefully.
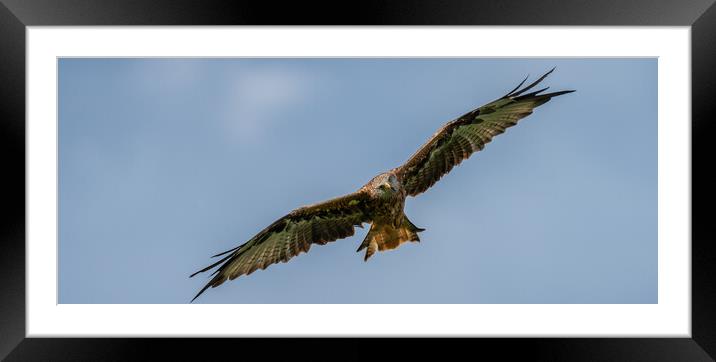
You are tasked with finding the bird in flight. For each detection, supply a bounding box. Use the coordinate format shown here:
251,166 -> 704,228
190,68 -> 574,302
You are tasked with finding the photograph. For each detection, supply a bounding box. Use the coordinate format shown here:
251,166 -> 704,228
2,0 -> 711,359
57,58 -> 657,304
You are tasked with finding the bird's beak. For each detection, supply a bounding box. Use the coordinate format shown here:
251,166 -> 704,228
382,182 -> 393,191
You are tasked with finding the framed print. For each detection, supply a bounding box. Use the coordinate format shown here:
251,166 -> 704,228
1,0 -> 714,360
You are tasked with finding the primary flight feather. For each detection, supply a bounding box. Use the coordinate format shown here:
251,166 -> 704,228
190,68 -> 574,302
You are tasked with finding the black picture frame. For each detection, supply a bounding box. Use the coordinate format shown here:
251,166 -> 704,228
1,1 -> 713,360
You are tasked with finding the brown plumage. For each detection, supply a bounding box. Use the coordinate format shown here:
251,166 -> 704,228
190,68 -> 574,302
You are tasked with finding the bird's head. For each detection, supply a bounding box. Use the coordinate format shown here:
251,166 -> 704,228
370,173 -> 400,198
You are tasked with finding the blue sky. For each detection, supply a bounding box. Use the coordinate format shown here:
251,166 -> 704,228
58,58 -> 657,304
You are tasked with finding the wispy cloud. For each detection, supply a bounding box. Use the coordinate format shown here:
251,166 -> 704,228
220,67 -> 311,143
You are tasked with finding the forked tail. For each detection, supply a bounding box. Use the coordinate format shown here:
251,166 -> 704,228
357,215 -> 425,261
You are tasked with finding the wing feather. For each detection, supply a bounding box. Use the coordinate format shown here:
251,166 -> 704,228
396,68 -> 574,196
190,191 -> 373,302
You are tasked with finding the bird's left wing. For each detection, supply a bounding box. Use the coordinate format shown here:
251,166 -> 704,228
395,68 -> 574,197
190,191 -> 373,302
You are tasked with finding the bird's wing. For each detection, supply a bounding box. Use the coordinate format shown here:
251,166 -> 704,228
395,68 -> 574,197
190,190 -> 374,301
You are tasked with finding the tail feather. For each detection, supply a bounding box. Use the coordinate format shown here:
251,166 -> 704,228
357,215 -> 424,261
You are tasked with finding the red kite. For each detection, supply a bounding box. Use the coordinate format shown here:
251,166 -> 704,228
191,68 -> 574,302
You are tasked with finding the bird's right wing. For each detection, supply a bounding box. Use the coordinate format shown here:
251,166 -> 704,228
395,68 -> 575,197
190,191 -> 374,301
